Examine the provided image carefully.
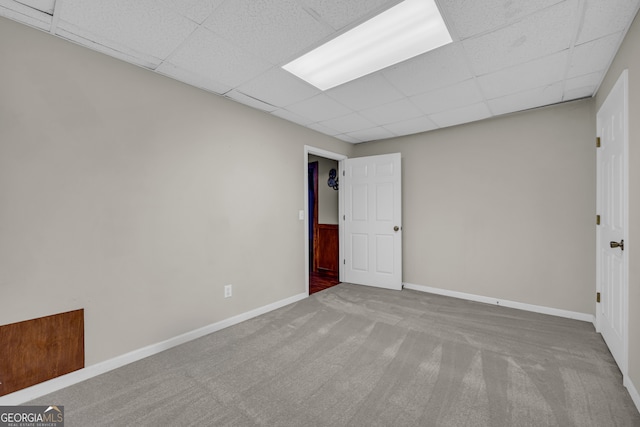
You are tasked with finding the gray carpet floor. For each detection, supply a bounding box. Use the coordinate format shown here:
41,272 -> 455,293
31,283 -> 640,426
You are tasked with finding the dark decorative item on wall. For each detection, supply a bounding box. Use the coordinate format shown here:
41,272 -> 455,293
328,168 -> 339,190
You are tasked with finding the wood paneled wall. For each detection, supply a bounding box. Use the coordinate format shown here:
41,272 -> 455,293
315,224 -> 339,277
0,309 -> 84,396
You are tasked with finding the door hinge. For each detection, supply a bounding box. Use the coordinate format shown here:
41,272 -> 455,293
596,214 -> 601,225
343,214 -> 345,220
596,292 -> 601,303
343,170 -> 345,176
343,259 -> 345,265
596,137 -> 601,148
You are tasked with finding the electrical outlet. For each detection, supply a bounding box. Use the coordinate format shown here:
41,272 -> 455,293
224,284 -> 232,298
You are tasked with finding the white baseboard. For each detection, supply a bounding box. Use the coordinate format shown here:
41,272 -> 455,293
403,282 -> 594,323
624,375 -> 640,414
0,292 -> 307,406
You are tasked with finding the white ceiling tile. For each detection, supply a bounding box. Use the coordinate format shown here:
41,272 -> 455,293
429,102 -> 492,128
166,27 -> 272,88
271,108 -> 315,126
335,134 -> 363,144
3,0 -> 635,140
359,99 -> 423,125
562,71 -> 601,100
56,26 -> 162,69
203,0 -> 333,64
383,116 -> 439,136
477,50 -> 568,99
285,94 -> 352,122
158,0 -> 225,24
0,3 -> 51,30
299,0 -> 399,30
563,85 -> 596,101
443,0 -> 564,39
13,0 -> 55,14
462,0 -> 577,75
319,113 -> 375,134
568,33 -> 621,78
155,62 -> 231,94
307,122 -> 341,136
577,0 -> 640,44
58,0 -> 198,59
488,82 -> 563,116
564,71 -> 602,92
347,126 -> 395,142
382,43 -> 473,96
326,73 -> 404,111
411,79 -> 484,115
225,89 -> 279,112
236,67 -> 319,108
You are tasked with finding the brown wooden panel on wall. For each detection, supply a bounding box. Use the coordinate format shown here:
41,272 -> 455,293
315,224 -> 339,276
0,309 -> 84,396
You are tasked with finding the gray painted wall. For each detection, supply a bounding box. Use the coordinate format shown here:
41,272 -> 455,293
353,99 -> 596,315
0,17 -> 353,366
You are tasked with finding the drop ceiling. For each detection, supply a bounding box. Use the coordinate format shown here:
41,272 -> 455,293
2,0 -> 638,143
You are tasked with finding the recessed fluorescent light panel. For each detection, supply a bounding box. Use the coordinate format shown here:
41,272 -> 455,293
283,0 -> 452,91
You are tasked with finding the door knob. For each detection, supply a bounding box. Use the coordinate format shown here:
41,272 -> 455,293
610,240 -> 624,250
394,226 -> 400,232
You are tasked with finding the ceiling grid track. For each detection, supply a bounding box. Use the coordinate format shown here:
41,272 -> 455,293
0,0 -> 636,143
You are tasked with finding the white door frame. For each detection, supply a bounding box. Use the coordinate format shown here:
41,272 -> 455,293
595,69 -> 629,378
304,146 -> 347,295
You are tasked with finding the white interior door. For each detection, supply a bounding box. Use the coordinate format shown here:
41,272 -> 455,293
596,70 -> 628,375
344,153 -> 402,290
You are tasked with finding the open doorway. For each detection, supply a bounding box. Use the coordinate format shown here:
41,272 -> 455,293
308,154 -> 340,294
